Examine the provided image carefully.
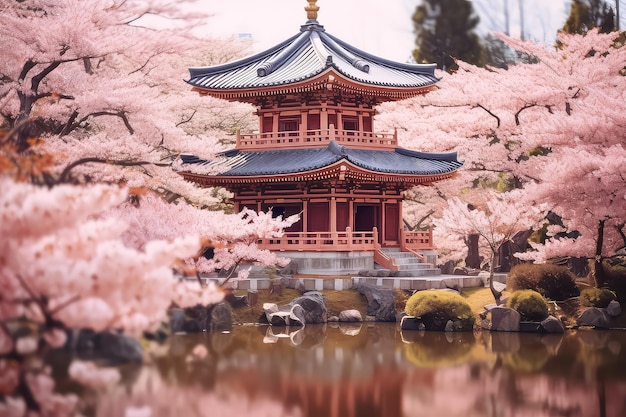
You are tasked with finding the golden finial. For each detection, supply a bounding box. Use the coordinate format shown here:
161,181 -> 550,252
305,0 -> 319,21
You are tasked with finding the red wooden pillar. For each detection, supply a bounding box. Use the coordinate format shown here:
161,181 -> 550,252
330,196 -> 337,233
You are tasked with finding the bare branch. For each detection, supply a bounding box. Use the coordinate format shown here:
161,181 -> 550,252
58,157 -> 170,183
73,111 -> 135,134
176,110 -> 197,127
514,103 -> 538,126
473,104 -> 501,128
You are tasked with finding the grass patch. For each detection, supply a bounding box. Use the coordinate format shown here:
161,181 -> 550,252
461,287 -> 498,315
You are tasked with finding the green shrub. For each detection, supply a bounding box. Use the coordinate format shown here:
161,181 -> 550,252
506,290 -> 549,321
580,288 -> 616,308
603,260 -> 626,301
405,290 -> 474,331
507,263 -> 579,301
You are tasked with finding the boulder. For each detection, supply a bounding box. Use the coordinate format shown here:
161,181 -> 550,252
577,307 -> 610,328
540,315 -> 565,334
290,291 -> 328,324
208,303 -> 233,332
182,304 -> 208,332
400,316 -> 423,331
356,284 -> 396,322
289,304 -> 306,326
269,311 -> 291,326
444,320 -> 465,332
263,303 -> 279,323
85,331 -> 143,365
169,308 -> 186,334
481,318 -> 491,330
491,281 -> 507,293
606,300 -> 622,317
490,306 -> 520,332
338,309 -> 363,322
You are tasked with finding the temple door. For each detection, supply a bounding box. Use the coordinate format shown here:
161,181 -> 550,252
307,202 -> 329,232
354,204 -> 380,243
384,204 -> 399,246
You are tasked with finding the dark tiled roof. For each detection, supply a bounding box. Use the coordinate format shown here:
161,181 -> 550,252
187,21 -> 438,91
180,141 -> 462,177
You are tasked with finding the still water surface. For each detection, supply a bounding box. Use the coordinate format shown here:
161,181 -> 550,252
68,324 -> 626,417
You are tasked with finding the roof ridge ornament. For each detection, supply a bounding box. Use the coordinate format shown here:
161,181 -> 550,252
305,0 -> 320,22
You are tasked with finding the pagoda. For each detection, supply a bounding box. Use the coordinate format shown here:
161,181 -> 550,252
181,1 -> 463,275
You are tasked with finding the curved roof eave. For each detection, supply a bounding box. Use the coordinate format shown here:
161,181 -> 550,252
320,31 -> 438,77
188,32 -> 302,80
186,23 -> 441,93
180,159 -> 459,185
190,67 -> 436,100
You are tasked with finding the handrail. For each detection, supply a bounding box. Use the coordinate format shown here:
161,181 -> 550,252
373,249 -> 400,271
404,248 -> 426,263
236,128 -> 397,150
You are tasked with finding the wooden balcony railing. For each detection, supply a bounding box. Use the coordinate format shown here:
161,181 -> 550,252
401,229 -> 434,251
237,127 -> 397,150
256,228 -> 434,252
257,227 -> 378,252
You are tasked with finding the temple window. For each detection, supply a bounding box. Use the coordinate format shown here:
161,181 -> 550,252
279,118 -> 299,132
343,117 -> 358,132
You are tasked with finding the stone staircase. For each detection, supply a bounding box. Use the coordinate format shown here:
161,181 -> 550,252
378,248 -> 440,277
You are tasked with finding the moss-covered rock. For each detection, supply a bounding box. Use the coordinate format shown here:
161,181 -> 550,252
580,288 -> 616,308
404,290 -> 474,331
506,290 -> 549,322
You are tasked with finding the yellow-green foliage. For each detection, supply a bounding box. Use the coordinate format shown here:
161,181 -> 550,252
580,288 -> 616,308
508,263 -> 579,301
405,290 -> 475,331
507,290 -> 549,321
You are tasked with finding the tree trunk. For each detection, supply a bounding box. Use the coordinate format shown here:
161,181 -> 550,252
489,251 -> 502,305
465,233 -> 481,269
594,219 -> 606,287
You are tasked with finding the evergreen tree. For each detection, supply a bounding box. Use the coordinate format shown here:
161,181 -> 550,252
562,0 -> 616,34
412,0 -> 485,72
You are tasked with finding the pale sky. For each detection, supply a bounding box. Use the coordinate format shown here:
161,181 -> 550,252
197,0 -> 419,62
195,0 -> 572,63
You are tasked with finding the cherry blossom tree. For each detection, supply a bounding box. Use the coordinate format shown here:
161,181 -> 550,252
379,29 -> 626,272
0,1 -> 299,414
434,191 -> 547,303
0,0 -> 254,205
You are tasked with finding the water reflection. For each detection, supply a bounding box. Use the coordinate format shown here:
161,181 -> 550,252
60,325 -> 626,417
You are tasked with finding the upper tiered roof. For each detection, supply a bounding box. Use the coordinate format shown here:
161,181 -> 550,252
187,1 -> 439,101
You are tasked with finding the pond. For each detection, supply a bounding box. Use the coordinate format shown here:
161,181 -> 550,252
53,324 -> 626,417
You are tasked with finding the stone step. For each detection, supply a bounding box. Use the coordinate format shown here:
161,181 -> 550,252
398,264 -> 436,271
393,257 -> 428,265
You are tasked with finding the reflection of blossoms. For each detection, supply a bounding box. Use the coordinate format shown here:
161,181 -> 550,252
26,371 -> 79,417
95,368 -> 303,417
69,361 -> 121,390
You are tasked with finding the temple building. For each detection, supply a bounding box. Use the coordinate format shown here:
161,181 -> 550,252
181,0 -> 463,275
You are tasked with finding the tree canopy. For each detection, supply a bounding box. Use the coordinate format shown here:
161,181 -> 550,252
379,29 -> 626,270
412,0 -> 486,71
562,0 -> 617,34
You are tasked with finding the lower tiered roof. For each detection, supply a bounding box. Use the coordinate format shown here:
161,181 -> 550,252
180,141 -> 462,185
